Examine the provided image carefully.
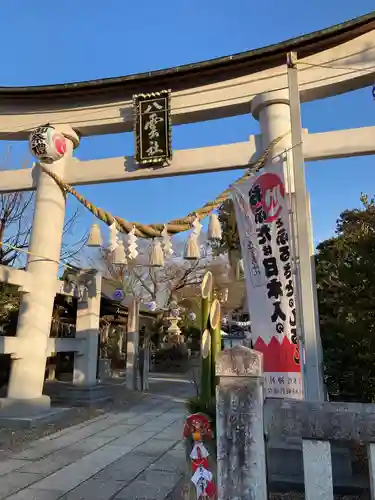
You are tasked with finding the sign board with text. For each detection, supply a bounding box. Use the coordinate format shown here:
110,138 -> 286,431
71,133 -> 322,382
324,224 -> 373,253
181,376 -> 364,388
232,164 -> 303,399
133,90 -> 172,166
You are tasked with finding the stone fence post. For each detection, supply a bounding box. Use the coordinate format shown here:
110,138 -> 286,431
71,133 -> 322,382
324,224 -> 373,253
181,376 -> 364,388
142,339 -> 150,391
216,345 -> 267,500
73,270 -> 102,386
126,297 -> 139,390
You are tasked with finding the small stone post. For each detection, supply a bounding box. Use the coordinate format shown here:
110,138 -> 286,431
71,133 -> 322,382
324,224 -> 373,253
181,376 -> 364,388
73,270 -> 102,385
142,339 -> 150,391
126,297 -> 139,390
216,346 -> 267,500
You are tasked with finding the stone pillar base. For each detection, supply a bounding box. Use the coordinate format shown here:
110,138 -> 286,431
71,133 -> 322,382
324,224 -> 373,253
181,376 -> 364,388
0,395 -> 51,417
44,381 -> 111,407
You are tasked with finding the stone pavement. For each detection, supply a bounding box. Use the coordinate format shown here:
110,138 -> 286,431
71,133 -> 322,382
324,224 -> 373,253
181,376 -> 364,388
0,373 -> 194,500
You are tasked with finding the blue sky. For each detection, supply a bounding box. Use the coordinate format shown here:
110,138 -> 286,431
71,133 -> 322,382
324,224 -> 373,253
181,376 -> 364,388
0,0 -> 374,253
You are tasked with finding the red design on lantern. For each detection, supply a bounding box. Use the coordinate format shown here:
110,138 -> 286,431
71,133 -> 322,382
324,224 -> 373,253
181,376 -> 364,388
53,134 -> 67,155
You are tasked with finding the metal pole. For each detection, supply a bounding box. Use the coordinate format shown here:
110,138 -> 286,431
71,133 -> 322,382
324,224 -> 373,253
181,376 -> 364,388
286,52 -> 325,401
306,192 -> 324,388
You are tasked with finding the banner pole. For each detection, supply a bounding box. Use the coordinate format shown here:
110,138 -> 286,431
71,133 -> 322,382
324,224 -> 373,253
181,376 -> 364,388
284,148 -> 305,397
286,52 -> 325,401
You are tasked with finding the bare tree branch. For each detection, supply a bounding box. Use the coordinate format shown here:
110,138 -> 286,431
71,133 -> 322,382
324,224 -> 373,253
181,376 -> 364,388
92,239 -> 229,310
60,208 -> 88,264
0,154 -> 88,269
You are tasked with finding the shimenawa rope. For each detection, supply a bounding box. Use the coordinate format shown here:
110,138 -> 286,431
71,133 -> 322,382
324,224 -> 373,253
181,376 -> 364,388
39,133 -> 288,239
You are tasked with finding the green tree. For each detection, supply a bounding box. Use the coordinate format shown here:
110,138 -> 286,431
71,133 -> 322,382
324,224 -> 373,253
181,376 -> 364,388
212,199 -> 244,278
316,194 -> 375,402
216,194 -> 375,402
213,199 -> 240,255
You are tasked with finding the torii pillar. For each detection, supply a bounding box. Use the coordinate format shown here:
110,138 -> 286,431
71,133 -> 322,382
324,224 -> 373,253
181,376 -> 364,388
0,125 -> 80,415
251,90 -> 324,401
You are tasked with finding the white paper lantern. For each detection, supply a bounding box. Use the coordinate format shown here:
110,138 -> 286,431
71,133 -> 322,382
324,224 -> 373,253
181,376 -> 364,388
29,124 -> 67,163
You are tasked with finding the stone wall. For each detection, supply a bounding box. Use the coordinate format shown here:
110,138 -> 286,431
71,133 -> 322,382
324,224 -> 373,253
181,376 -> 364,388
214,346 -> 375,499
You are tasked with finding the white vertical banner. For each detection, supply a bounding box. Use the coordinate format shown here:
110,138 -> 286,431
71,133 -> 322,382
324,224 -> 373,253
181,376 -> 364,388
232,163 -> 303,399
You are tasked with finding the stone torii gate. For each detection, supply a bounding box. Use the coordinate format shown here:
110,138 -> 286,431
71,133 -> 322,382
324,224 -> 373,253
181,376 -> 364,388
0,13 -> 374,417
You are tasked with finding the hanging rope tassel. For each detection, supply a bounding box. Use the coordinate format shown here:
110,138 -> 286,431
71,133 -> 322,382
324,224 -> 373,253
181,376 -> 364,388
112,239 -> 127,265
87,223 -> 102,247
184,233 -> 201,260
208,212 -> 222,241
184,216 -> 202,260
149,239 -> 164,267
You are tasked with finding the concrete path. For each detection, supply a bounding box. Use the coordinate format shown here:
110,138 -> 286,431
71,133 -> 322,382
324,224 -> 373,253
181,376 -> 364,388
0,373 -> 194,500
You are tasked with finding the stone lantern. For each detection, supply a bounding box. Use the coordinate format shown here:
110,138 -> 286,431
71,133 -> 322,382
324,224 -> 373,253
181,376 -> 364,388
165,300 -> 184,345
